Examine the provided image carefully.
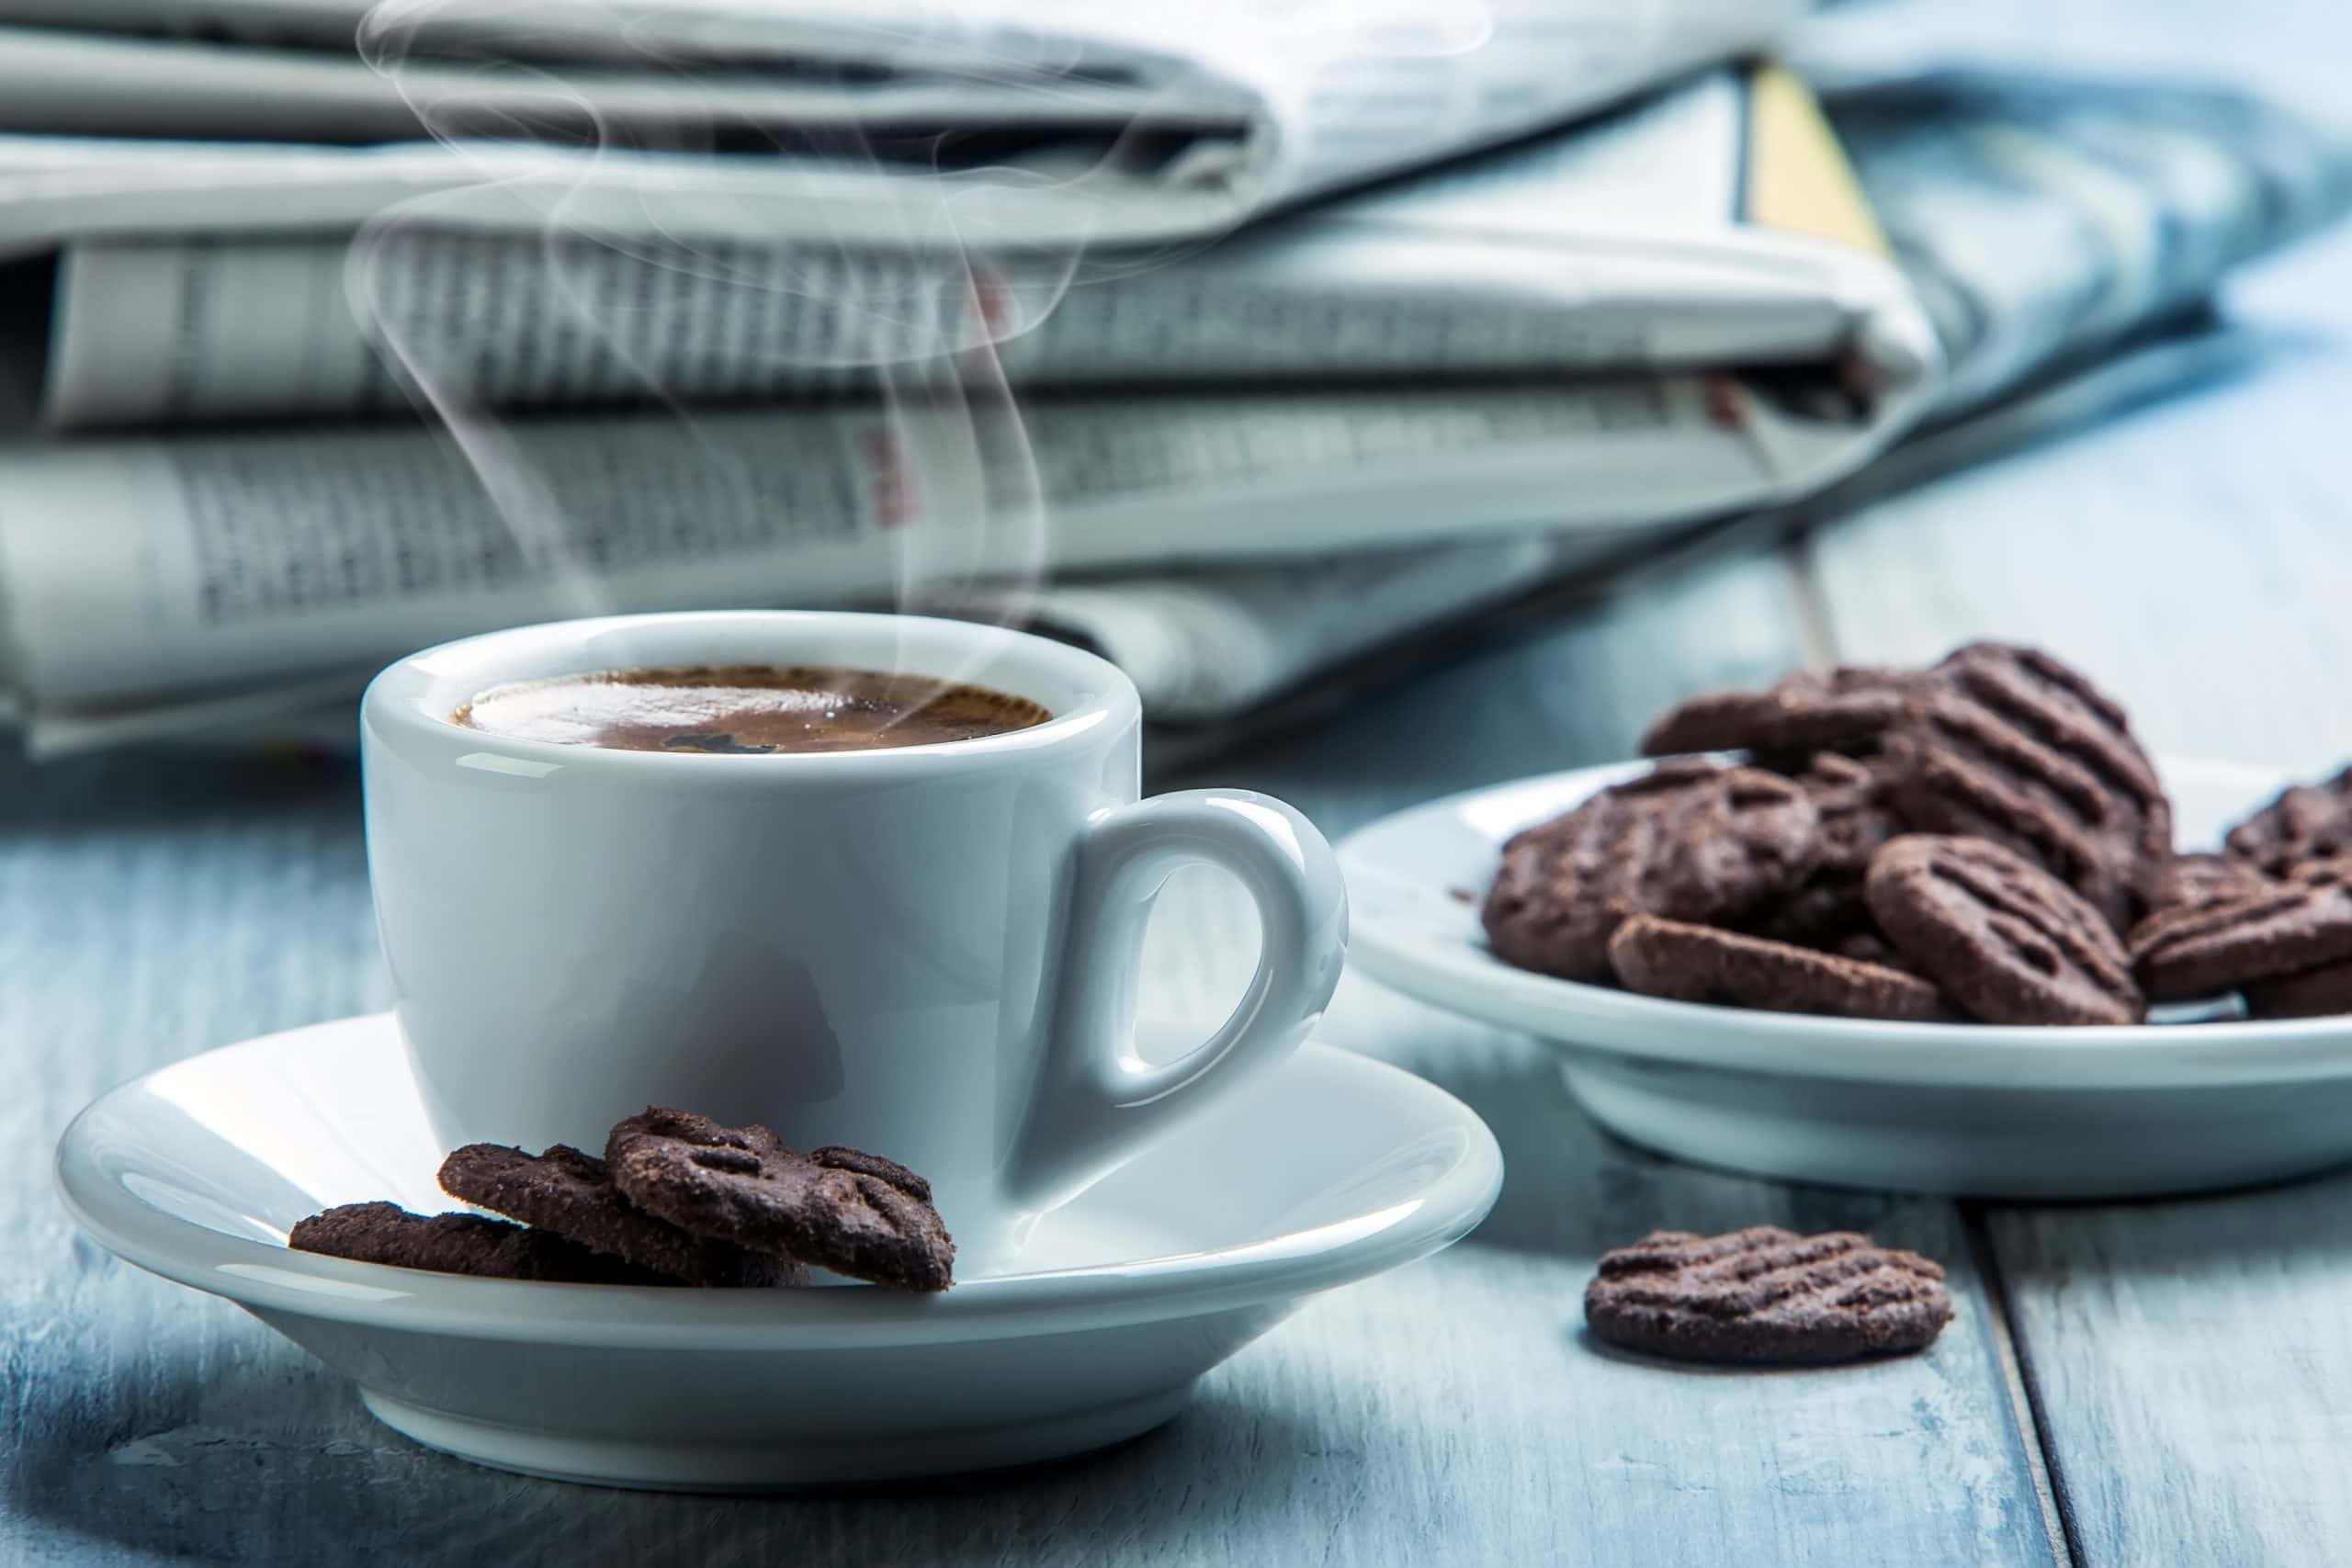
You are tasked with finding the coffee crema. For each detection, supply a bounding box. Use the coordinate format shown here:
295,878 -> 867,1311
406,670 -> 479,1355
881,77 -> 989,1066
453,664 -> 1052,754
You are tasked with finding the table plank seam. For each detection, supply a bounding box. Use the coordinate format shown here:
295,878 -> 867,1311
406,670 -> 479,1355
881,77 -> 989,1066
1962,1203 -> 2080,1568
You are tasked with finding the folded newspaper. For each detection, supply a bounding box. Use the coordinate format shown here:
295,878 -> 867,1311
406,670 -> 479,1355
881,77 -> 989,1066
0,0 -> 1805,254
0,62 -> 1944,737
40,67 -> 1905,427
1,59 -> 2346,749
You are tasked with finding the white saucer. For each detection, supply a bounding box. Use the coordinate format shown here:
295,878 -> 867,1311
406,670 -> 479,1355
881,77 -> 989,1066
1339,754 -> 2352,1200
56,1014 -> 1501,1491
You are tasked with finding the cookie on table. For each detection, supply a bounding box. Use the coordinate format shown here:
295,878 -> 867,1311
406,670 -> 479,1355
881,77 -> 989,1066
2226,764 -> 2352,876
1639,667 -> 1921,760
1607,915 -> 1954,1023
288,1201 -> 670,1284
2129,879 -> 2352,1001
2244,958 -> 2352,1020
605,1109 -> 955,1292
1883,643 -> 2172,932
439,1142 -> 807,1288
1482,760 -> 1821,983
1865,834 -> 2145,1025
1584,1226 -> 1952,1364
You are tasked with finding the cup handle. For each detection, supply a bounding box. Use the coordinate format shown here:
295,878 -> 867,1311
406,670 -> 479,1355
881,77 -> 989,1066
1002,788 -> 1349,1214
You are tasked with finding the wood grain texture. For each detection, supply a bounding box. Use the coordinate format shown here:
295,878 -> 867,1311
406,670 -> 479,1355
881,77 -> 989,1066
0,548 -> 2053,1565
1984,1191 -> 2352,1568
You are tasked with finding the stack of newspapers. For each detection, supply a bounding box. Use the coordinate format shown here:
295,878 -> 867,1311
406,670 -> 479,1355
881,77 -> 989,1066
0,0 -> 2343,752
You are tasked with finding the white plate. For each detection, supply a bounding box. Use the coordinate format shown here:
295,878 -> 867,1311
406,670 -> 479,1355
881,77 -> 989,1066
56,1014 -> 1501,1492
1339,755 -> 2352,1199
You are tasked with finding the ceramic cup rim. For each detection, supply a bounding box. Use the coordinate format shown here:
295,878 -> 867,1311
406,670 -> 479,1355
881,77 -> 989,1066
361,609 -> 1138,780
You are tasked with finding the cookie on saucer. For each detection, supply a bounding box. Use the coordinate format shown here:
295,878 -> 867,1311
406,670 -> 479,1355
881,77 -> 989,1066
439,1142 -> 807,1287
288,1201 -> 669,1284
606,1108 -> 956,1292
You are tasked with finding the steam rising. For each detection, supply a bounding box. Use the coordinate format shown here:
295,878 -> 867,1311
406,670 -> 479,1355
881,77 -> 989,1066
341,0 -> 1493,696
345,0 -> 1113,695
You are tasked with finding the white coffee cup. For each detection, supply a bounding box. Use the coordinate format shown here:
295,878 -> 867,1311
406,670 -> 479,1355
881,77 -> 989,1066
361,610 -> 1347,1273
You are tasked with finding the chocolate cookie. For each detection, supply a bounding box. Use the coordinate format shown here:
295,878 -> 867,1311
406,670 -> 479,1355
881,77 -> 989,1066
2159,851 -> 2273,909
605,1109 -> 955,1292
1740,880 -> 1873,949
1739,753 -> 1906,947
1833,931 -> 1909,969
1639,667 -> 1918,759
1584,1226 -> 1952,1364
1797,753 -> 1907,874
288,1201 -> 669,1284
1885,643 -> 2171,931
1607,915 -> 1953,1023
439,1143 -> 807,1288
2128,880 -> 2352,1001
1482,761 -> 1820,983
2226,765 -> 2352,875
1865,834 -> 2145,1025
2244,958 -> 2352,1020
2292,856 -> 2352,890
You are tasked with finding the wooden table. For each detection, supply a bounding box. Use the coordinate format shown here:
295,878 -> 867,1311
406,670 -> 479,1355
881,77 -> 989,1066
7,14 -> 2351,1566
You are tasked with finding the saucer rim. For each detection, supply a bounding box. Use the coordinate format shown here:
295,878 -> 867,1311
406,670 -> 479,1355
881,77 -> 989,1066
1338,753 -> 2352,1091
57,1015 -> 1504,1349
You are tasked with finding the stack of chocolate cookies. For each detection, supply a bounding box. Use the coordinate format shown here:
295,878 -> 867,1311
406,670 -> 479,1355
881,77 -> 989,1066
289,1106 -> 956,1291
1483,641 -> 2352,1026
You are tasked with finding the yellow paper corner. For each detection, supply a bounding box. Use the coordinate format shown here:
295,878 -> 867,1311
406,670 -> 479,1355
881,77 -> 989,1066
1745,63 -> 1889,256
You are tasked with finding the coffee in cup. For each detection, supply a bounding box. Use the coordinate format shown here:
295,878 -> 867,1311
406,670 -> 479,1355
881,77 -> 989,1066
455,664 -> 1051,754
